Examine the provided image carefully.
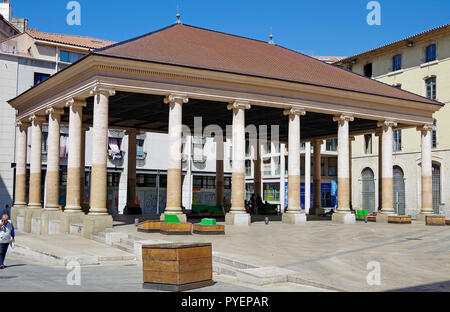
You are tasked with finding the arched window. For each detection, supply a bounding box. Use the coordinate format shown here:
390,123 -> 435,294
361,168 -> 375,213
432,163 -> 441,214
393,166 -> 406,215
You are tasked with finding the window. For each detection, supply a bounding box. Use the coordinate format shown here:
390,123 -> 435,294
393,130 -> 402,152
263,158 -> 271,176
224,177 -> 231,190
432,119 -> 437,149
326,139 -> 338,152
426,44 -> 437,63
263,183 -> 280,202
34,73 -> 50,86
136,139 -> 145,158
263,142 -> 271,154
41,131 -> 48,154
393,54 -> 402,71
193,176 -> 203,189
321,158 -> 325,177
59,50 -> 85,63
328,158 -> 337,177
107,173 -> 121,187
363,63 -> 373,78
426,77 -> 436,100
245,160 -> 252,177
364,134 -> 373,154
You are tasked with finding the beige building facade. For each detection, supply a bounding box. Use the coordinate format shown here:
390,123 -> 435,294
337,23 -> 450,218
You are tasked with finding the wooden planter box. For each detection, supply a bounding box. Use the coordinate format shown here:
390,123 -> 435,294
388,216 -> 412,224
137,220 -> 161,233
367,216 -> 377,222
446,220 -> 450,226
426,216 -> 446,226
160,222 -> 193,235
142,243 -> 214,292
193,224 -> 225,235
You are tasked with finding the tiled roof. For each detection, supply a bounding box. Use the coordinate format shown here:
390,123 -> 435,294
338,23 -> 450,64
95,24 -> 438,105
313,56 -> 346,63
27,29 -> 116,49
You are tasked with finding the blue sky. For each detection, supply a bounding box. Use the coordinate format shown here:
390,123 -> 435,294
10,0 -> 450,57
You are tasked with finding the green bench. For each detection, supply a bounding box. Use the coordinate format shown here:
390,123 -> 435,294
356,210 -> 369,220
201,218 -> 217,226
164,214 -> 181,224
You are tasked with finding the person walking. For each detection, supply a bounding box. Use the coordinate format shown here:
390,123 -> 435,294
0,214 -> 15,269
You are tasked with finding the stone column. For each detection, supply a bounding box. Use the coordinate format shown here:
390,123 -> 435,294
44,107 -> 64,211
279,143 -> 286,213
11,121 -> 30,227
25,114 -> 46,233
349,136 -> 355,210
305,141 -> 311,214
376,120 -> 397,223
162,94 -> 189,223
215,136 -> 225,207
83,87 -> 115,238
282,108 -> 307,224
312,140 -> 322,215
124,129 -> 141,215
332,115 -> 356,224
376,131 -> 383,211
65,99 -> 86,213
416,125 -> 435,222
253,142 -> 262,197
225,101 -> 251,226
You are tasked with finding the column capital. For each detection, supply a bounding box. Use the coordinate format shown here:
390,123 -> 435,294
333,114 -> 354,123
90,86 -> 116,97
417,124 -> 436,133
377,120 -> 398,129
15,120 -> 31,130
29,114 -> 46,126
164,94 -> 189,106
227,101 -> 251,111
45,107 -> 65,117
66,98 -> 87,108
283,107 -> 306,117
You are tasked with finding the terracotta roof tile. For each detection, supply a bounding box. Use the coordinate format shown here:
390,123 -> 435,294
95,24 -> 437,105
27,29 -> 116,49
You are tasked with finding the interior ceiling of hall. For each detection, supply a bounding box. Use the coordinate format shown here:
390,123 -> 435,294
60,91 -> 385,141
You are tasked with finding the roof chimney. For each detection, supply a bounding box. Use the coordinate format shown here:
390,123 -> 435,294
0,0 -> 12,21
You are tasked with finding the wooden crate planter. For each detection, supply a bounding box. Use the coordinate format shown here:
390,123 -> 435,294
142,243 -> 214,292
193,224 -> 225,235
367,216 -> 377,222
160,222 -> 193,235
137,220 -> 161,233
388,216 -> 412,224
426,216 -> 446,226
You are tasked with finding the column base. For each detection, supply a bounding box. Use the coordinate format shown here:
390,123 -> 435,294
62,211 -> 85,234
11,204 -> 27,229
282,213 -> 307,225
225,213 -> 250,226
124,204 -> 142,215
82,214 -> 113,239
332,213 -> 356,224
160,213 -> 187,223
24,208 -> 43,233
415,213 -> 435,223
376,212 -> 397,223
40,210 -> 63,235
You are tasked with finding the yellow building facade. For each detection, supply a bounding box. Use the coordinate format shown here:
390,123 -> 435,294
337,24 -> 450,218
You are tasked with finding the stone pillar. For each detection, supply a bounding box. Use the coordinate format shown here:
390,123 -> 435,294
349,136 -> 355,209
416,124 -> 435,222
376,120 -> 397,223
12,121 -> 30,228
225,101 -> 251,226
253,142 -> 262,197
332,115 -> 356,224
65,99 -> 86,213
41,108 -> 64,235
376,131 -> 383,211
83,87 -> 115,238
215,136 -> 225,207
312,140 -> 322,215
279,143 -> 286,213
124,129 -> 141,215
44,108 -> 64,211
282,108 -> 307,224
161,94 -> 189,223
305,141 -> 311,214
25,114 -> 46,233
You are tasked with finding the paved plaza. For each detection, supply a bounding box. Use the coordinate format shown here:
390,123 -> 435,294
3,220 -> 450,292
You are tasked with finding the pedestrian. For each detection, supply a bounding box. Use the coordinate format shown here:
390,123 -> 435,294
0,214 -> 15,269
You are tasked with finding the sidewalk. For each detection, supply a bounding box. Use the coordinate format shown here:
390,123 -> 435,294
11,232 -> 136,266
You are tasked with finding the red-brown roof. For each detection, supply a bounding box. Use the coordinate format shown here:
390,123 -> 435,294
313,56 -> 346,63
27,29 -> 116,49
95,24 -> 438,105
